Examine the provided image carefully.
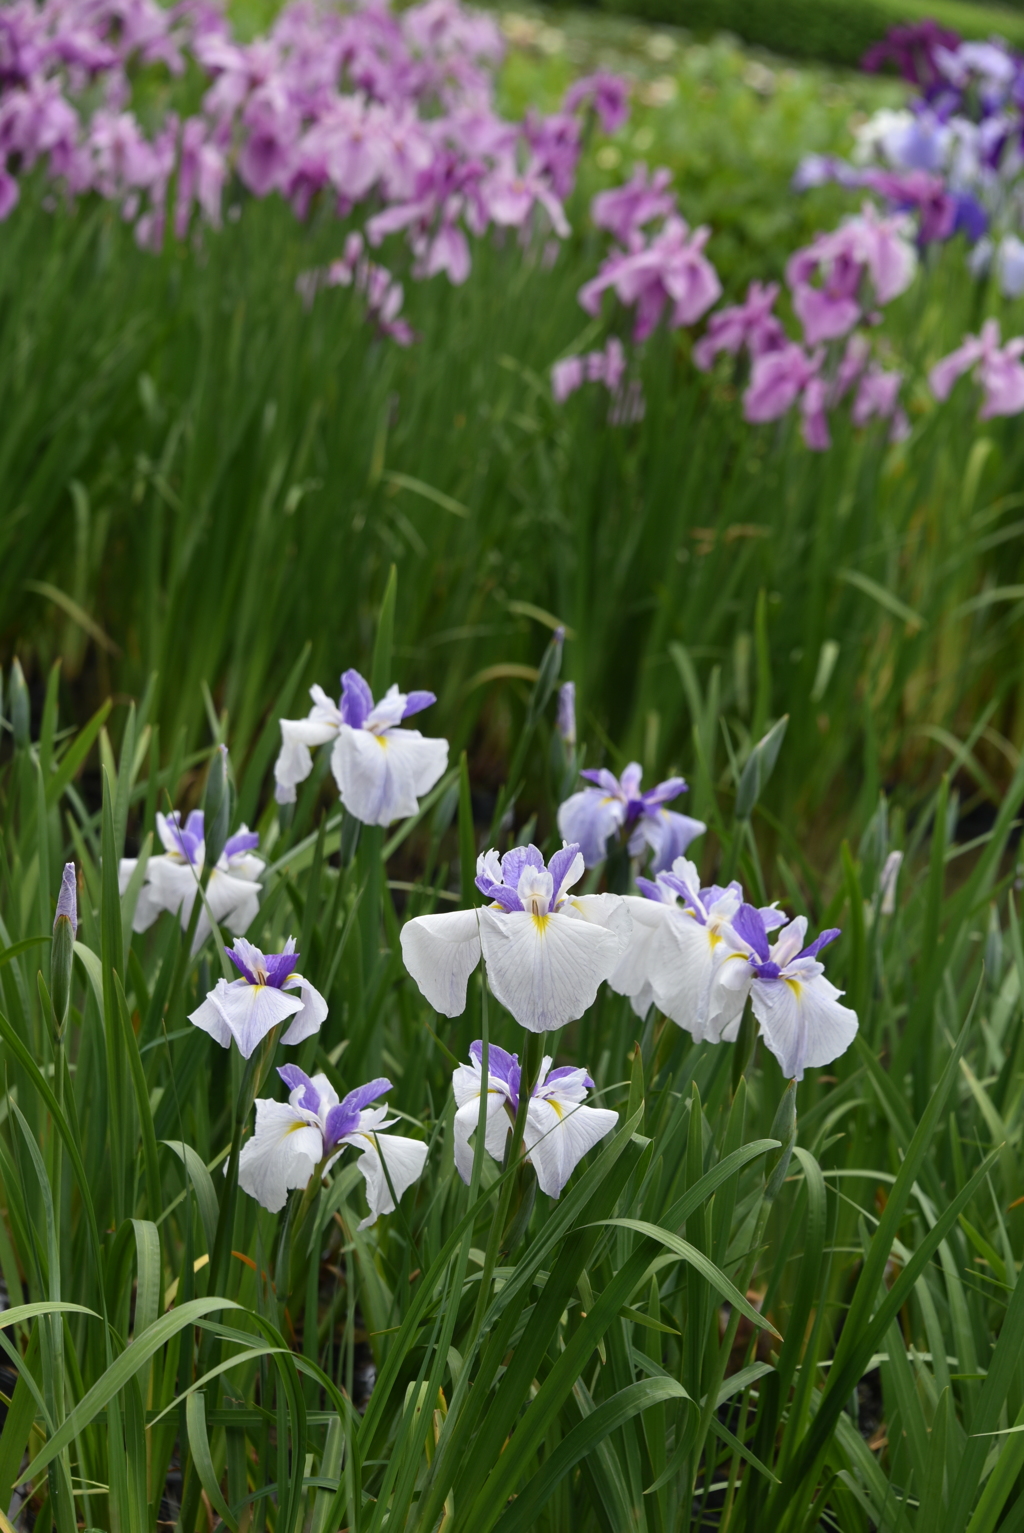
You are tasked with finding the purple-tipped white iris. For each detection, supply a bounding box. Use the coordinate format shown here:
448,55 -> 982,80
55,862 -> 78,936
451,1042 -> 617,1198
400,844 -> 630,1033
609,858 -> 785,1038
274,668 -> 448,826
118,811 -> 264,954
238,1066 -> 427,1223
557,762 -> 705,872
188,936 -> 327,1059
720,915 -> 857,1081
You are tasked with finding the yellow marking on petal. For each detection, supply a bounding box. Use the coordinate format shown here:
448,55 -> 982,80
785,978 -> 802,997
549,1098 -> 564,1119
531,913 -> 551,933
707,930 -> 723,950
286,1118 -> 311,1134
376,735 -> 388,749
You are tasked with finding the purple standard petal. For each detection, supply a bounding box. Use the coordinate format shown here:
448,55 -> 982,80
798,926 -> 841,961
470,1040 -> 522,1111
226,946 -> 260,986
580,768 -> 622,795
340,669 -> 374,728
474,874 -> 524,911
323,1076 -> 394,1150
263,951 -> 301,988
639,776 -> 687,808
224,829 -> 260,858
751,959 -> 781,980
540,1064 -> 596,1090
277,1064 -> 321,1117
548,842 -> 583,906
635,876 -> 663,902
500,845 -> 545,889
731,903 -> 772,963
170,809 -> 205,864
402,689 -> 436,719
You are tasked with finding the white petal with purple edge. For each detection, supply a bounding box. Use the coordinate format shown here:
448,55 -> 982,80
341,1124 -> 428,1228
478,903 -> 627,1033
400,909 -> 482,1017
750,967 -> 858,1081
332,724 -> 448,827
194,978 -> 304,1059
524,1098 -> 618,1197
237,1100 -> 323,1213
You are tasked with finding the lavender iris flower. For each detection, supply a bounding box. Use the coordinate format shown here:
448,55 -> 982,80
557,762 -> 705,872
238,1065 -> 427,1222
188,935 -> 327,1058
118,810 -> 264,953
929,318 -> 1024,417
451,1041 -> 617,1197
721,916 -> 857,1080
274,667 -> 448,826
400,843 -> 630,1032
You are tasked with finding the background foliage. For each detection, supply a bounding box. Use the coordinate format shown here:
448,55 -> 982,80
4,9 -> 1024,1532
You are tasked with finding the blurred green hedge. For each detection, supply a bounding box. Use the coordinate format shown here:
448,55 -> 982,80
593,0 -> 1024,67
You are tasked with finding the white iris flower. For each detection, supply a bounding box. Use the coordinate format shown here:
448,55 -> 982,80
451,1041 -> 617,1198
238,1066 -> 427,1225
118,811 -> 263,954
188,936 -> 327,1059
400,843 -> 630,1032
274,667 -> 448,827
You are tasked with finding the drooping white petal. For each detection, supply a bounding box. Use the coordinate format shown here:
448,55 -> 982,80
118,858 -> 137,896
237,1099 -> 323,1213
187,987 -> 233,1049
133,857 -> 198,933
647,909 -> 751,1042
705,950 -> 755,1042
190,978 -> 304,1059
452,1090 -> 514,1183
607,897 -> 675,1018
523,1097 -> 618,1197
280,976 -> 329,1045
198,868 -> 262,948
750,966 -> 858,1080
341,1128 -> 428,1229
274,693 -> 342,806
331,724 -> 448,827
400,909 -> 481,1016
478,901 -> 628,1033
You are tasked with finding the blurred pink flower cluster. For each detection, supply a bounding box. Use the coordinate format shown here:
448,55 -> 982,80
693,200 -> 917,449
0,0 -> 623,296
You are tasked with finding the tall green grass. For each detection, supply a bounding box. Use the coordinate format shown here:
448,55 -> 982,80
2,606 -> 1024,1531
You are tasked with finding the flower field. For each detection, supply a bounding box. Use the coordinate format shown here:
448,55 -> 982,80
5,3 -> 1024,1530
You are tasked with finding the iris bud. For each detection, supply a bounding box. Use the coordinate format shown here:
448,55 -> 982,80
51,862 -> 78,1040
